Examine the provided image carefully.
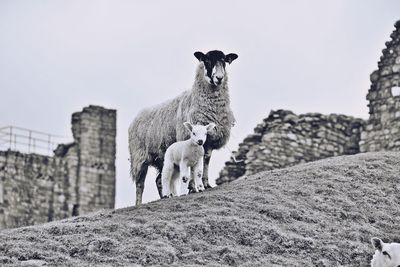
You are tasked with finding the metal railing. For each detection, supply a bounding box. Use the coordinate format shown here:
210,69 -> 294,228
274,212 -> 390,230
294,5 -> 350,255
0,126 -> 72,156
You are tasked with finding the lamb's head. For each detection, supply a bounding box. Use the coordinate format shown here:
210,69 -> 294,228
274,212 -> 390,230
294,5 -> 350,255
371,238 -> 400,267
194,50 -> 238,87
183,122 -> 216,146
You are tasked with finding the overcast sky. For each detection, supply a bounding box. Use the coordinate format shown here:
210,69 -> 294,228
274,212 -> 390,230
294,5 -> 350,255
0,1 -> 399,208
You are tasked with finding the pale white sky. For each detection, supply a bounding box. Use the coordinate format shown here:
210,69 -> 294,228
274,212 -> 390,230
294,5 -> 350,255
0,0 -> 399,208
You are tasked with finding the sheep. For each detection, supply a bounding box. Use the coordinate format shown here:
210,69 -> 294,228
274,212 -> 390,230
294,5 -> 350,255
371,237 -> 400,267
129,50 -> 238,205
161,122 -> 216,198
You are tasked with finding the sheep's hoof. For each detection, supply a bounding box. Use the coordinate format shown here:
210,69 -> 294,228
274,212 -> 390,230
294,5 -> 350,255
203,183 -> 212,189
187,183 -> 196,194
188,188 -> 197,194
162,194 -> 172,199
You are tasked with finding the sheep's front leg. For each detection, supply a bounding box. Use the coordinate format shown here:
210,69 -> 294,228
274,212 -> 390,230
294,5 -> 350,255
202,148 -> 213,189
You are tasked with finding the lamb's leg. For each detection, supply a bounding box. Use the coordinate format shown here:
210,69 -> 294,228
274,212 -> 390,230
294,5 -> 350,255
202,148 -> 213,189
161,162 -> 174,198
134,163 -> 148,206
190,167 -> 197,193
171,169 -> 180,197
187,169 -> 196,194
192,158 -> 204,192
179,161 -> 192,192
187,158 -> 203,194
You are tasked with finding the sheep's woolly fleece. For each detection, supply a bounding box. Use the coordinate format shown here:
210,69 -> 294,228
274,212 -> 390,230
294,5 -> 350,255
1,152 -> 400,266
128,63 -> 235,176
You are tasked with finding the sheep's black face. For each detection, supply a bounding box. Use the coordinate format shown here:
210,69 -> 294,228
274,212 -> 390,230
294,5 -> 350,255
194,50 -> 238,87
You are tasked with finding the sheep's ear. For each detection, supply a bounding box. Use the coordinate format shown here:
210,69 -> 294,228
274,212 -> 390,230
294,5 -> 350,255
206,123 -> 216,132
371,238 -> 383,251
225,53 -> 238,64
183,122 -> 193,132
194,51 -> 205,62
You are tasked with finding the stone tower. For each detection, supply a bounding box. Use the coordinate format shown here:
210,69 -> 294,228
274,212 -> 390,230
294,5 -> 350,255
69,105 -> 116,215
360,20 -> 400,152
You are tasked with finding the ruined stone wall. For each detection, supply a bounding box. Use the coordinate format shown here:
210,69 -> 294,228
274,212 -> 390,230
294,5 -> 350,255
217,110 -> 364,185
360,21 -> 400,152
0,105 -> 116,229
0,152 -> 60,228
218,20 -> 400,185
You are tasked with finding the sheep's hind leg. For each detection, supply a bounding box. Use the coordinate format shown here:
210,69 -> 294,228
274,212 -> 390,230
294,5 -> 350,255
155,160 -> 164,199
156,172 -> 163,198
202,149 -> 213,189
135,163 -> 148,206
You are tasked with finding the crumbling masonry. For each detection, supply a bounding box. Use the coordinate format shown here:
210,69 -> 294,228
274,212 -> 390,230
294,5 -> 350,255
360,20 -> 400,152
217,20 -> 400,185
0,105 -> 116,229
217,111 -> 364,184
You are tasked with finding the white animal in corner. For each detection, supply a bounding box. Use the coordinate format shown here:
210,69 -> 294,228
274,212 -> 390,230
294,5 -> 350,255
371,237 -> 400,267
161,122 -> 216,198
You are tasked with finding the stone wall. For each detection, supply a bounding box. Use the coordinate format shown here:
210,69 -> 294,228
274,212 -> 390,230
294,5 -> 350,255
217,110 -> 364,185
0,105 -> 116,229
218,20 -> 400,185
360,21 -> 400,151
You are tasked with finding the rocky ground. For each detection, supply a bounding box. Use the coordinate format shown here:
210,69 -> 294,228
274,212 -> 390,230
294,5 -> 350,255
1,152 -> 400,266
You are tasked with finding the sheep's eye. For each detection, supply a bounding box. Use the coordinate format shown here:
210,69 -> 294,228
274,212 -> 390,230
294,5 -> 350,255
193,132 -> 196,136
383,251 -> 391,259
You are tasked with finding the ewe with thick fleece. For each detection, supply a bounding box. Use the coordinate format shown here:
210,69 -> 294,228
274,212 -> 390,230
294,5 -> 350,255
162,122 -> 215,197
129,50 -> 238,205
371,238 -> 400,267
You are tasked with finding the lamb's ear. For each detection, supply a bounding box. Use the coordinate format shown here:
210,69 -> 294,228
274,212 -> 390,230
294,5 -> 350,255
183,122 -> 193,132
371,238 -> 383,251
225,53 -> 238,64
194,51 -> 205,62
206,123 -> 216,132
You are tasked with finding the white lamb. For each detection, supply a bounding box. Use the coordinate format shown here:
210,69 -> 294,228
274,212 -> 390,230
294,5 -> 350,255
162,122 -> 216,198
371,237 -> 400,267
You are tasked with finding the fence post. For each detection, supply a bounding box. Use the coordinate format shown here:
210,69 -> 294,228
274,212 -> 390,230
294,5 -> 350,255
28,130 -> 32,153
13,134 -> 16,151
9,127 -> 12,149
48,135 -> 51,154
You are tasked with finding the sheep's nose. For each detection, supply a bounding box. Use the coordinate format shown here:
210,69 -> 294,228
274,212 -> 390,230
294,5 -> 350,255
216,76 -> 223,82
197,140 -> 203,145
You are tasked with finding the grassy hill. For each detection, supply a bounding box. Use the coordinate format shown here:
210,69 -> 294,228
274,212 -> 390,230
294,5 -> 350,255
1,152 -> 400,266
